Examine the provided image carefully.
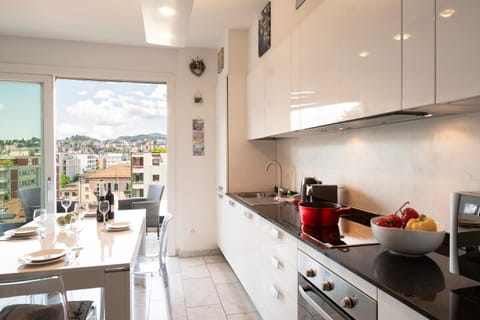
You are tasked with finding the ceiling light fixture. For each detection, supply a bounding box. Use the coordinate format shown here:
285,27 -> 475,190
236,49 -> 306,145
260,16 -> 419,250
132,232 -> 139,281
393,33 -> 411,41
142,0 -> 193,47
359,51 -> 370,57
439,8 -> 455,18
159,6 -> 176,17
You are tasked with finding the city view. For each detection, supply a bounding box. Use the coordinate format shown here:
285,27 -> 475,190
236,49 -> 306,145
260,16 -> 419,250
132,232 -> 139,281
0,79 -> 167,224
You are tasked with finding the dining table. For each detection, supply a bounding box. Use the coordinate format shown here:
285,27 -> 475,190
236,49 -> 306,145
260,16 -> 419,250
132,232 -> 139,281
0,209 -> 146,320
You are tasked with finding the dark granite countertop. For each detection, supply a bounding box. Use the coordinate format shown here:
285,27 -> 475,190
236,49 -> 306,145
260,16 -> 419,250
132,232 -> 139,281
228,194 -> 480,320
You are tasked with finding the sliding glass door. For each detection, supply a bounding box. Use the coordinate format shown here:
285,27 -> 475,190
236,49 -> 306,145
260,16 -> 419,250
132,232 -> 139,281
0,73 -> 54,231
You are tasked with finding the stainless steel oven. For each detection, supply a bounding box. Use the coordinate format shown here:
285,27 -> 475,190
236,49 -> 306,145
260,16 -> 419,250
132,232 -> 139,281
298,250 -> 377,320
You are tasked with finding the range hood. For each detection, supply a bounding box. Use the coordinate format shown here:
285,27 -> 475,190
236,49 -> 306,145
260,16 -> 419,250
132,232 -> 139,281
267,98 -> 480,139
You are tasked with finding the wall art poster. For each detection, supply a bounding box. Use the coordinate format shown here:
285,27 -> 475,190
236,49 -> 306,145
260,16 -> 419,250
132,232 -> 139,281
258,1 -> 271,57
192,119 -> 205,156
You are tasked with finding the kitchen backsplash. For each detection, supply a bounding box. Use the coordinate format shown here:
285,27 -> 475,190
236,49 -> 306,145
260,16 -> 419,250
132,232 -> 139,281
276,111 -> 480,232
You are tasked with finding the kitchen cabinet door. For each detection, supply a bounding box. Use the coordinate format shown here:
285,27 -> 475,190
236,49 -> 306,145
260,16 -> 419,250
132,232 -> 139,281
264,35 -> 301,136
257,219 -> 298,320
299,0 -> 401,129
436,0 -> 480,103
378,290 -> 428,320
246,62 -> 265,139
402,0 -> 435,108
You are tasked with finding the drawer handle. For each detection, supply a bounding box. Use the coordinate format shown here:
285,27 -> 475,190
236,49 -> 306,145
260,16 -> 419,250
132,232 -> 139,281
104,266 -> 130,273
271,286 -> 280,300
228,200 -> 236,207
218,194 -> 224,199
243,211 -> 253,219
218,185 -> 224,192
271,227 -> 281,239
271,257 -> 281,269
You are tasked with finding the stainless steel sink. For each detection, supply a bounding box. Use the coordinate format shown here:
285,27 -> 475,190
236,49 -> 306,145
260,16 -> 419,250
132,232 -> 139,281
234,192 -> 277,198
233,192 -> 278,206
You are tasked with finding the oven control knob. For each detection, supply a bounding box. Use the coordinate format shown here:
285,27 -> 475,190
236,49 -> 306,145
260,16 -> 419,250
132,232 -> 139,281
341,296 -> 356,309
305,268 -> 316,277
321,281 -> 333,291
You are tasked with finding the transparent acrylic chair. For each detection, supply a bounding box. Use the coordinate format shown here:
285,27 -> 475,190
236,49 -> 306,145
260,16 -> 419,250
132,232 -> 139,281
132,213 -> 173,288
0,275 -> 96,320
132,214 -> 173,319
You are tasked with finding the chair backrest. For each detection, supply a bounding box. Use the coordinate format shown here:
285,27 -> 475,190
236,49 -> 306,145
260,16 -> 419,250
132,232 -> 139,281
146,184 -> 164,202
158,213 -> 173,264
0,275 -> 69,320
16,187 -> 40,220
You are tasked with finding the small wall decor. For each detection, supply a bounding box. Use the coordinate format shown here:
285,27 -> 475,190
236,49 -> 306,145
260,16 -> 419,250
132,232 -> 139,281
192,119 -> 205,156
258,1 -> 271,57
194,90 -> 203,104
189,57 -> 206,77
296,0 -> 306,9
217,47 -> 224,74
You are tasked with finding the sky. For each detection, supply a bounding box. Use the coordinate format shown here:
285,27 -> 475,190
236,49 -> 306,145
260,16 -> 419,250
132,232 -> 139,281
0,82 -> 42,140
55,79 -> 167,140
0,79 -> 167,141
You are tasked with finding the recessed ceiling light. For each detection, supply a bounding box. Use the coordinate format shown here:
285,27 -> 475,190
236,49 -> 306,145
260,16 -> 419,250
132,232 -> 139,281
359,51 -> 370,57
393,33 -> 411,41
159,6 -> 176,17
439,8 -> 455,18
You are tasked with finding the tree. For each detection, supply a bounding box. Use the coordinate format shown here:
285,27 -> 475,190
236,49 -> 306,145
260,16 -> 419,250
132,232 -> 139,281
152,146 -> 167,153
60,172 -> 72,188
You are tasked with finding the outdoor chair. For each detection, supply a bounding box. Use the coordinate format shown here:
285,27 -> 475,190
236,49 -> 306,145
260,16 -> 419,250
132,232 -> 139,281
118,184 -> 165,237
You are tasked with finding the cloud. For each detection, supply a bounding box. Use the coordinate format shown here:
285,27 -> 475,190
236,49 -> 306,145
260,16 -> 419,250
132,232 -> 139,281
56,123 -> 87,138
150,85 -> 167,100
133,91 -> 145,97
0,104 -> 5,111
94,89 -> 114,99
78,90 -> 88,96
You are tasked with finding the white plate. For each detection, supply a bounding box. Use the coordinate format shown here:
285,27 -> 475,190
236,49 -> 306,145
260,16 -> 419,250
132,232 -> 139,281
6,226 -> 38,237
82,211 -> 97,217
106,222 -> 130,231
21,249 -> 67,263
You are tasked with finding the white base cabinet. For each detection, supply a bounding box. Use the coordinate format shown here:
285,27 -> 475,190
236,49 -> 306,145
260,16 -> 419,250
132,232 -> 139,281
218,197 -> 297,320
378,290 -> 428,320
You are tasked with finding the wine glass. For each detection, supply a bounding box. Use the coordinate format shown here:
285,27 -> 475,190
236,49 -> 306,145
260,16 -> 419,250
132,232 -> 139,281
61,198 -> 72,214
69,214 -> 84,247
33,209 -> 47,237
98,200 -> 110,230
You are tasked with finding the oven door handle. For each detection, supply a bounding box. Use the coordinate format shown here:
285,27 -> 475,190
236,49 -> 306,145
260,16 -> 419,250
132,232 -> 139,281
298,284 -> 335,320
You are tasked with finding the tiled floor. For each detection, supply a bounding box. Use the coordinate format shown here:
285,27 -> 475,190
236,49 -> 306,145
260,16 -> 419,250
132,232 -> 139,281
133,236 -> 261,320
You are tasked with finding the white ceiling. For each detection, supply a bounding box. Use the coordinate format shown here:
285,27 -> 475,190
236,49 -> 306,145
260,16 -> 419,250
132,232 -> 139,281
0,0 -> 265,48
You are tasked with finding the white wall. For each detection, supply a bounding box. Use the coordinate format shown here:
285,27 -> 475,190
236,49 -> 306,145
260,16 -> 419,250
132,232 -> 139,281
175,48 -> 218,256
0,35 -> 218,255
276,112 -> 480,231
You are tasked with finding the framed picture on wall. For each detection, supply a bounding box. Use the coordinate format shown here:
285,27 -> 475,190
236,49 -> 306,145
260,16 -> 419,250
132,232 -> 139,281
258,1 -> 271,57
296,0 -> 306,9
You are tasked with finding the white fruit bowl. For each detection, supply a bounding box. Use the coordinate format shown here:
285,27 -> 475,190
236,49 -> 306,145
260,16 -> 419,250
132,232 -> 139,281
370,216 -> 446,257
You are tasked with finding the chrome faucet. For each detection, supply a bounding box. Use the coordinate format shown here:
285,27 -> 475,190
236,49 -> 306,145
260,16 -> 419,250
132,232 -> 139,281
265,160 -> 283,198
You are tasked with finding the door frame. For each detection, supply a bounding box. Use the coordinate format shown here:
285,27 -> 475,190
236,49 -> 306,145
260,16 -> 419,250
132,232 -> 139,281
0,72 -> 55,213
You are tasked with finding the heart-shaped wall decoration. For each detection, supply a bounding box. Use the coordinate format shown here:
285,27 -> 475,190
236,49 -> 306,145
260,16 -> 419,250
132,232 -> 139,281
189,57 -> 206,77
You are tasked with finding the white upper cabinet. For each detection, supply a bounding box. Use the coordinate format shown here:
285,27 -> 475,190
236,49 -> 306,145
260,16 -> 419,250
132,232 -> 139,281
402,0 -> 435,108
247,62 -> 265,139
299,0 -> 401,129
264,35 -> 301,136
436,0 -> 480,103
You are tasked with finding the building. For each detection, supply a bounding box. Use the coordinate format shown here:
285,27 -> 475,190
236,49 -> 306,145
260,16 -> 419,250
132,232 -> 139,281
81,163 -> 131,203
130,152 -> 167,198
0,155 -> 41,201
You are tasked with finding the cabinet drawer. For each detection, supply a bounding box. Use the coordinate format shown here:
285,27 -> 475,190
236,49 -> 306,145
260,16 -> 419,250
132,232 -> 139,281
258,280 -> 297,320
261,222 -> 297,268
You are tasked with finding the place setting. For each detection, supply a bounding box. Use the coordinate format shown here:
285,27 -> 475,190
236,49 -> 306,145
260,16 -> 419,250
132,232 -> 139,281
104,221 -> 131,232
0,226 -> 40,241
